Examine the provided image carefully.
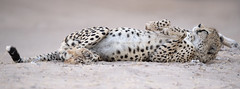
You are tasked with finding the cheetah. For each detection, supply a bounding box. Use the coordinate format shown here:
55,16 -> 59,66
6,19 -> 240,64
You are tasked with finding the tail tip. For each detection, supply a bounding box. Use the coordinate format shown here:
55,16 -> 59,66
6,45 -> 12,52
6,45 -> 22,63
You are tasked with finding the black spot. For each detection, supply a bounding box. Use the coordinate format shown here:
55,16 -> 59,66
150,45 -> 153,49
91,34 -> 96,36
85,41 -> 88,43
148,35 -> 151,38
118,33 -> 122,36
120,56 -> 123,59
91,30 -> 96,33
154,49 -> 157,52
102,32 -> 106,35
156,45 -> 160,48
128,47 -> 132,52
136,33 -> 140,36
141,49 -> 144,52
90,38 -> 94,40
159,40 -> 162,43
117,50 -> 121,54
131,31 -> 134,34
146,46 -> 149,50
173,40 -> 178,42
137,46 -> 140,52
133,49 -> 136,54
64,37 -> 68,43
183,41 -> 187,44
148,41 -> 151,44
162,45 -> 167,48
111,57 -> 115,61
112,34 -> 115,37
95,35 -> 99,38
71,42 -> 75,46
69,35 -> 73,39
127,34 -> 130,38
124,55 -> 128,58
92,42 -> 97,45
135,55 -> 138,58
130,57 -> 133,60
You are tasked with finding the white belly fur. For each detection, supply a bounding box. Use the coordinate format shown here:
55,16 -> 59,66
90,28 -> 177,61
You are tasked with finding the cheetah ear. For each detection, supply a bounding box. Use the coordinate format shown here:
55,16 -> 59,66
198,24 -> 202,28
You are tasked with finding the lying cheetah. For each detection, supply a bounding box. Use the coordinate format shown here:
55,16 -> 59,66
6,19 -> 239,64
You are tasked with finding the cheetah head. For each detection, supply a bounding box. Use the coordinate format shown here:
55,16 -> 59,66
192,24 -> 223,63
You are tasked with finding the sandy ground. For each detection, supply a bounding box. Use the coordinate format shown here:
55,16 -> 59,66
0,0 -> 240,89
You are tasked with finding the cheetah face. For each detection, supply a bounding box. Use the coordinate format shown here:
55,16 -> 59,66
192,24 -> 223,62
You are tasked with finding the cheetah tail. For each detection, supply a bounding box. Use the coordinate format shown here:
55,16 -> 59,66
6,46 -> 63,63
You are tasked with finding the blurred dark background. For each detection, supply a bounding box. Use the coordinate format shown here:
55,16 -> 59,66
0,0 -> 239,62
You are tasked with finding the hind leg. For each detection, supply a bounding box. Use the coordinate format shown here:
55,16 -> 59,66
58,27 -> 109,64
60,26 -> 110,50
64,48 -> 100,64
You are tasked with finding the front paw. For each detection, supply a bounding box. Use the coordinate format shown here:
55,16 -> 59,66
230,41 -> 240,50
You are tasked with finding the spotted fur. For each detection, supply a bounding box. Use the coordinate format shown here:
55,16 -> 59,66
6,19 -> 239,64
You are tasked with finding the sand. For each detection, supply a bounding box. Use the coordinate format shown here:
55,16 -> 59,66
0,0 -> 240,89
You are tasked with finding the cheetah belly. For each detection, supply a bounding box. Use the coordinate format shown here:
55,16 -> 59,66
90,29 -> 174,61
